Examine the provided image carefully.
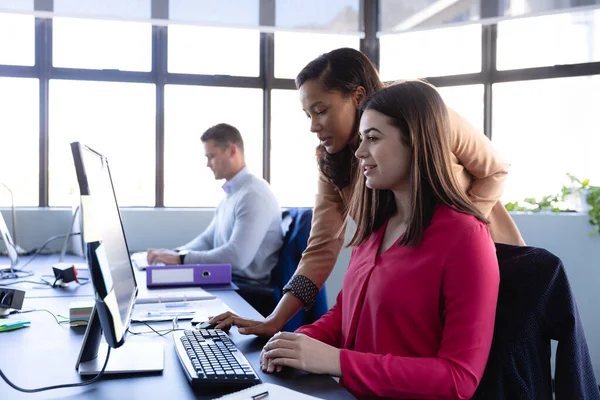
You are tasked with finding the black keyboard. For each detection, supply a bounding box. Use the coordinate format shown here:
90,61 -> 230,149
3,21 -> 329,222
173,328 -> 261,390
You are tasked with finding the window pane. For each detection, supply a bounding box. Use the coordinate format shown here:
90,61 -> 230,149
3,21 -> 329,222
436,84 -> 484,133
276,0 -> 360,33
53,17 -> 151,71
380,24 -> 481,80
500,0 -> 600,18
54,0 -> 150,20
274,32 -> 359,79
0,78 -> 39,206
168,26 -> 260,76
271,89 -> 319,207
164,86 -> 263,207
0,13 -> 34,66
380,0 -> 480,32
169,0 -> 259,27
49,80 -> 155,207
497,9 -> 600,70
493,76 -> 600,204
0,0 -> 33,12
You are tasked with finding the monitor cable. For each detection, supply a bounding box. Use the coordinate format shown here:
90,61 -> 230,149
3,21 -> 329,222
0,346 -> 110,393
0,308 -> 110,392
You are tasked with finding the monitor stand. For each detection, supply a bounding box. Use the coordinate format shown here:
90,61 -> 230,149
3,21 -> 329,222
76,305 -> 164,375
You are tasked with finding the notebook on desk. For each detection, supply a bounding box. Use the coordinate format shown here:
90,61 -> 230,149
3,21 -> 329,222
214,383 -> 324,399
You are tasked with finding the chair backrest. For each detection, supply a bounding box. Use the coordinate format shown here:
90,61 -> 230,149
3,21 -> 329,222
271,208 -> 328,332
474,243 -> 599,399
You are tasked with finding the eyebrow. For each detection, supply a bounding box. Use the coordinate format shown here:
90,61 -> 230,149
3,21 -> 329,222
305,101 -> 325,111
360,127 -> 383,136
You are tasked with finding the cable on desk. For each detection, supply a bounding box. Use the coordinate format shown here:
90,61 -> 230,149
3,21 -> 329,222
15,309 -> 92,328
0,346 -> 111,393
40,274 -> 90,288
0,279 -> 49,287
17,309 -> 67,326
0,233 -> 82,281
128,320 -> 186,337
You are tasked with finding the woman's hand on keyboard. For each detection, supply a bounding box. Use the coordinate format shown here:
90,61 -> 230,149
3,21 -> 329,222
208,312 -> 281,337
260,345 -> 283,374
261,332 -> 342,376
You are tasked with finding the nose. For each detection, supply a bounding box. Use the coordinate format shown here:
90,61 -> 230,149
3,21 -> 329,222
309,117 -> 322,133
355,138 -> 368,159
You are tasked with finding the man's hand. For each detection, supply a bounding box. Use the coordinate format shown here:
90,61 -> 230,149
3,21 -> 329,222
208,311 -> 284,337
260,332 -> 341,376
147,248 -> 180,265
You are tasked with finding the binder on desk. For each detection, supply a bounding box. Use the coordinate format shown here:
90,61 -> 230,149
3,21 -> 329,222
215,383 -> 324,399
146,264 -> 232,287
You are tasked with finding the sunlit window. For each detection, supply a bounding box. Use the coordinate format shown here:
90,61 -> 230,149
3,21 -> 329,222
0,78 -> 39,206
49,80 -> 156,206
270,89 -> 319,207
53,17 -> 151,71
164,86 -> 263,207
436,84 -> 484,133
0,13 -> 34,66
493,76 -> 600,203
168,25 -> 260,76
274,32 -> 360,79
497,8 -> 600,70
379,24 -> 481,80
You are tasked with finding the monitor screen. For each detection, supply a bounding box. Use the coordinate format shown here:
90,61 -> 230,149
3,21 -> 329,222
71,142 -> 137,348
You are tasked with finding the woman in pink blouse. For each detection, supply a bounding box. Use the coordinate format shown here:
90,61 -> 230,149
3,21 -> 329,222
260,80 -> 500,400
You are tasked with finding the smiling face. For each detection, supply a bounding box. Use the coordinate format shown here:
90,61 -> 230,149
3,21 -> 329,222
299,79 -> 362,154
355,109 -> 412,191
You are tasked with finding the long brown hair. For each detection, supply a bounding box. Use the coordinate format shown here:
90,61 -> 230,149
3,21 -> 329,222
347,80 -> 488,247
296,48 -> 384,189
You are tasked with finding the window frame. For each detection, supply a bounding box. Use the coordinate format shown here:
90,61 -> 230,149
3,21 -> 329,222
0,0 -> 599,207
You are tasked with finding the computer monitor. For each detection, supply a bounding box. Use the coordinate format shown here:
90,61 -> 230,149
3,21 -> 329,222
71,141 -> 163,375
0,210 -> 19,272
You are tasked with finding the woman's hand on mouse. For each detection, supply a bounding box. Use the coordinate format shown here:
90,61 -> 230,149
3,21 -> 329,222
260,332 -> 342,376
208,312 -> 284,336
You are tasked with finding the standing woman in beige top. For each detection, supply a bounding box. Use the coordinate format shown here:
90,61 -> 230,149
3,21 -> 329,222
211,47 -> 525,335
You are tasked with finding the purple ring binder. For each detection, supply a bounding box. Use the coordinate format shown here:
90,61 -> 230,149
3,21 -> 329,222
146,264 -> 232,287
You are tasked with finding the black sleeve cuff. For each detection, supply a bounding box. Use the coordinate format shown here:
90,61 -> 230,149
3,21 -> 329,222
283,275 -> 320,310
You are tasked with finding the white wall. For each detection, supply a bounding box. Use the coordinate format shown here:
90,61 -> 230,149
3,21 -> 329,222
2,208 -> 599,381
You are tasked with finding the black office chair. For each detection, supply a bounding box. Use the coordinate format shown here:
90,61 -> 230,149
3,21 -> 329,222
474,243 -> 600,399
235,208 -> 328,327
234,208 -> 308,318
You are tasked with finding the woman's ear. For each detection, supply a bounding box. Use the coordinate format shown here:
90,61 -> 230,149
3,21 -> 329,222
353,86 -> 367,108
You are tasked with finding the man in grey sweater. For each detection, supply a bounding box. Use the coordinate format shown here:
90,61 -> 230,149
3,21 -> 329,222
147,123 -> 283,285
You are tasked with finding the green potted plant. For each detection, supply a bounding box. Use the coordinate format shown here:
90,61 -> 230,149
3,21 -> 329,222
505,174 -> 600,235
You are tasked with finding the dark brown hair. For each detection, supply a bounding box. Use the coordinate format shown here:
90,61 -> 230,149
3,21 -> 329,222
296,48 -> 384,189
201,123 -> 244,153
347,80 -> 488,247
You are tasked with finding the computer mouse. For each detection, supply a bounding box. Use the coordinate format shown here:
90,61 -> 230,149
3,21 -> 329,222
196,320 -> 231,332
